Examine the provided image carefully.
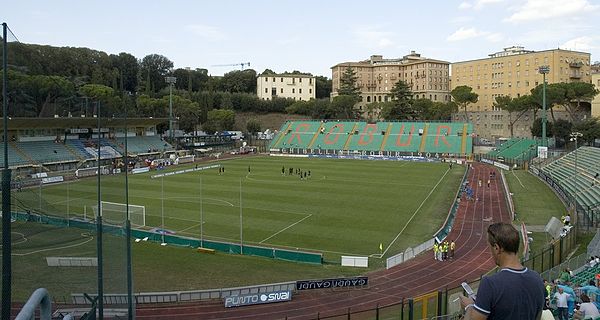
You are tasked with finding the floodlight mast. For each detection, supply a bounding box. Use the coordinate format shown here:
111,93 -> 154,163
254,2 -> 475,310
538,66 -> 550,147
165,76 -> 177,147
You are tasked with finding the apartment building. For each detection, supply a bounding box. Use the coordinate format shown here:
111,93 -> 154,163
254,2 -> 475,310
592,64 -> 600,118
451,46 -> 591,139
331,52 -> 450,118
256,73 -> 315,101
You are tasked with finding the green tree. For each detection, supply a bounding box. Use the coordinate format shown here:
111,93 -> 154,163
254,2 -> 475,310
530,83 -> 567,123
246,118 -> 261,134
110,52 -> 138,93
156,95 -> 200,132
220,69 -> 257,93
315,76 -> 332,99
451,85 -> 478,121
330,95 -> 358,119
139,54 -> 174,93
411,99 -> 457,121
494,95 -> 534,138
564,82 -> 599,123
338,67 -> 360,98
381,80 -> 415,120
573,117 -> 600,145
552,119 -> 573,147
286,100 -> 314,116
531,117 -> 554,138
203,109 -> 236,133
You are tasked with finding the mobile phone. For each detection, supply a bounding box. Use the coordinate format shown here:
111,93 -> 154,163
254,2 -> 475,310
461,282 -> 475,298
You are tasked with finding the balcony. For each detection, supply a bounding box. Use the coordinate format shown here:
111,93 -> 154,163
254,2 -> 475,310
570,73 -> 582,79
569,61 -> 584,68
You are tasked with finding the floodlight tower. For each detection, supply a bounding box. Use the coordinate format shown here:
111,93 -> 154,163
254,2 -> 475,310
538,66 -> 550,147
165,76 -> 177,145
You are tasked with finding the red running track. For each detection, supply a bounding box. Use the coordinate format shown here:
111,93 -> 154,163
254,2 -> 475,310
135,163 -> 511,319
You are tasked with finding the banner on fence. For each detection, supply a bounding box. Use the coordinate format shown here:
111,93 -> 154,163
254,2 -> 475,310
296,277 -> 368,291
41,176 -> 64,184
224,290 -> 292,308
131,167 -> 150,174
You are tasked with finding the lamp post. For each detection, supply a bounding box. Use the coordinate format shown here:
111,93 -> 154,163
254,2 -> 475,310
165,76 -> 177,146
570,131 -> 583,225
538,66 -> 550,147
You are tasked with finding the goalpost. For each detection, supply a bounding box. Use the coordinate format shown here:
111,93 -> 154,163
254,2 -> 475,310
89,201 -> 146,228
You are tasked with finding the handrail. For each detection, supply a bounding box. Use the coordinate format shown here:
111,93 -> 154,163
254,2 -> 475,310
15,288 -> 52,320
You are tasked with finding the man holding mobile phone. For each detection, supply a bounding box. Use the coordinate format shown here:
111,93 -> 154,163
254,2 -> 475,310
459,222 -> 545,320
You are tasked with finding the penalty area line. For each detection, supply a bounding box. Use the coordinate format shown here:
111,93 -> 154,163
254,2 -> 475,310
260,213 -> 312,244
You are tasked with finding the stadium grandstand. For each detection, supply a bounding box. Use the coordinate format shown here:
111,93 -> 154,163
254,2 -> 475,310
269,120 -> 474,156
539,146 -> 600,225
0,118 -> 172,173
485,137 -> 539,163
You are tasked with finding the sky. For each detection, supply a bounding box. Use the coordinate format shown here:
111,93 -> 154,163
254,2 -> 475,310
3,0 -> 600,77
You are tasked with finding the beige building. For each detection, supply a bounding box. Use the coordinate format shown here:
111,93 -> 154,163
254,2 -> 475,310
592,68 -> 600,118
451,46 -> 592,139
256,73 -> 315,101
331,52 -> 450,118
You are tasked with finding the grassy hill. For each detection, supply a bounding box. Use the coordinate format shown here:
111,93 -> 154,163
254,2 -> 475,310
234,112 -> 310,132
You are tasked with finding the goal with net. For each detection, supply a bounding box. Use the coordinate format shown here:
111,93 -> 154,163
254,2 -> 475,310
89,201 -> 146,228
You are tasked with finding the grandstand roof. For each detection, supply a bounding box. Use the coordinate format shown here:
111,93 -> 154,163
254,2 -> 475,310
0,117 -> 167,129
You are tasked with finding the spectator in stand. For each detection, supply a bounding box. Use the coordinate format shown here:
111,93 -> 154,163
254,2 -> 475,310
459,222 -> 545,320
553,286 -> 571,320
559,268 -> 572,284
579,294 -> 600,319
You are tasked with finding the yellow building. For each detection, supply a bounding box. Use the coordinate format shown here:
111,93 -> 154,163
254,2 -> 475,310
451,46 -> 591,139
592,71 -> 600,118
256,73 -> 316,101
331,52 -> 450,118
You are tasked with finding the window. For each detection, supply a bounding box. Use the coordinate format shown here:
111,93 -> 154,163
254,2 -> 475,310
281,88 -> 283,93
309,89 -> 312,94
265,88 -> 268,93
378,96 -> 382,102
299,78 -> 302,83
273,77 -> 276,82
281,78 -> 283,82
265,77 -> 268,82
367,96 -> 371,102
292,88 -> 295,93
299,88 -> 302,94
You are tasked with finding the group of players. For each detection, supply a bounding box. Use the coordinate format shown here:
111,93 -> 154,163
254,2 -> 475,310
282,166 -> 311,180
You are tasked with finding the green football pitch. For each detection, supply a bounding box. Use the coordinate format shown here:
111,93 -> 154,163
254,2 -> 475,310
12,156 -> 465,261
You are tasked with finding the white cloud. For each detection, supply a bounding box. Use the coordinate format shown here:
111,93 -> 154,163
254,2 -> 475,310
458,2 -> 472,9
473,0 -> 504,9
560,36 -> 598,51
353,26 -> 395,48
186,24 -> 226,41
486,33 -> 504,42
447,27 -> 488,41
459,0 -> 503,10
506,0 -> 599,23
450,16 -> 474,23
